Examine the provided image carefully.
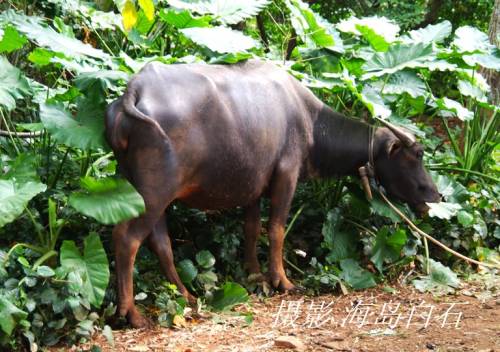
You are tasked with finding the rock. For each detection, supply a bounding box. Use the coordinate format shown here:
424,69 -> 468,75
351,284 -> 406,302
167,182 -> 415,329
319,340 -> 350,351
275,336 -> 305,350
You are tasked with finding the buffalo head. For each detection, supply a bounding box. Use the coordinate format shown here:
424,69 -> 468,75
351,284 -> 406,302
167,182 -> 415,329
373,122 -> 441,215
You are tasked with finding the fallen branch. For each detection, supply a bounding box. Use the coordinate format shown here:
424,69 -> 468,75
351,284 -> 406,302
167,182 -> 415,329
0,129 -> 42,138
379,189 -> 500,270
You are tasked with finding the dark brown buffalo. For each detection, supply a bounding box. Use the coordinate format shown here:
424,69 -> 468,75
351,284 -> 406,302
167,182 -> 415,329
105,60 -> 440,327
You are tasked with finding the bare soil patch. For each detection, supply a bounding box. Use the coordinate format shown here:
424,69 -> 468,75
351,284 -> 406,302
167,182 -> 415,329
69,281 -> 499,352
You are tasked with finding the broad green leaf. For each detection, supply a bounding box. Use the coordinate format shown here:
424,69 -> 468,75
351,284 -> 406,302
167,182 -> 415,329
159,9 -> 211,29
209,52 -> 253,64
196,250 -> 216,269
209,282 -> 248,311
356,24 -> 389,52
359,86 -> 392,118
374,71 -> 426,98
285,0 -> 343,52
452,26 -> 494,53
177,259 -> 198,284
39,103 -> 106,150
362,42 -> 435,79
432,173 -> 468,203
36,266 -> 55,278
0,25 -> 27,53
412,259 -> 460,294
370,227 -> 407,272
457,210 -> 474,227
122,0 -> 138,31
435,97 -> 474,121
426,202 -> 461,220
180,26 -> 257,53
339,259 -> 376,290
402,21 -> 452,44
457,80 -> 487,102
338,16 -> 400,43
370,194 -> 405,223
1,10 -> 109,61
0,56 -> 31,111
138,0 -> 155,21
28,48 -> 62,67
321,209 -> 358,262
69,177 -> 145,225
463,52 -> 500,70
0,295 -> 28,336
0,179 -> 46,228
60,233 -> 110,307
167,0 -> 270,25
74,70 -> 129,93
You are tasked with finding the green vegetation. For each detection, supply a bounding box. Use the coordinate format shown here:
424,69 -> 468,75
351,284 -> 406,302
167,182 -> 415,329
0,0 -> 498,349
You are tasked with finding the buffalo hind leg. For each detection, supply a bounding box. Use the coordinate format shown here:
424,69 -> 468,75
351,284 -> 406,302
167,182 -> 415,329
244,199 -> 263,277
147,213 -> 196,304
267,161 -> 299,292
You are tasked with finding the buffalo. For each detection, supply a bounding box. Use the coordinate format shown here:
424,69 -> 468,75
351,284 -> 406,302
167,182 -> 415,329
105,60 -> 440,327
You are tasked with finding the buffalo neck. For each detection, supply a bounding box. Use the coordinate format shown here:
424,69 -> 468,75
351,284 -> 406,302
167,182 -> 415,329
310,105 -> 374,177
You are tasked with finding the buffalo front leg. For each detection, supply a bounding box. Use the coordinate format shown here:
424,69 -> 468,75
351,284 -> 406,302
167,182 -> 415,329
267,162 -> 299,292
243,199 -> 262,276
147,213 -> 196,304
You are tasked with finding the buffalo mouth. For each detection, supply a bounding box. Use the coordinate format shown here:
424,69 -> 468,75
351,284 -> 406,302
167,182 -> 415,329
413,202 -> 431,217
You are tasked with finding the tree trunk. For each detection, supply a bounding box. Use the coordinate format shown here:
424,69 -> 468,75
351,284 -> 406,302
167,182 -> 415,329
418,0 -> 445,28
483,0 -> 500,104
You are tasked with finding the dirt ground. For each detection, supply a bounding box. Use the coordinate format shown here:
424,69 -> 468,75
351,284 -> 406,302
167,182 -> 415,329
70,277 -> 499,352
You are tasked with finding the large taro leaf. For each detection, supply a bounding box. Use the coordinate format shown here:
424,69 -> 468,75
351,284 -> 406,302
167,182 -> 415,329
60,233 -> 110,308
285,0 -> 343,53
167,0 -> 270,25
355,24 -> 389,52
402,21 -> 452,44
362,42 -> 435,79
0,179 -> 46,228
69,177 -> 145,225
0,295 -> 28,336
159,9 -> 211,29
373,71 -> 426,98
339,259 -> 376,290
412,259 -> 460,294
452,26 -> 494,54
370,227 -> 407,272
0,56 -> 31,111
1,10 -> 109,61
435,97 -> 474,121
321,209 -> 358,263
180,26 -> 257,53
463,51 -> 500,70
426,202 -> 462,220
359,86 -> 391,119
209,282 -> 249,311
337,16 -> 400,43
39,103 -> 106,150
74,70 -> 129,94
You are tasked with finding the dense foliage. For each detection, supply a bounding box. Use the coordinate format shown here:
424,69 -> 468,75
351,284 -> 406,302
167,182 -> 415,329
0,0 -> 498,349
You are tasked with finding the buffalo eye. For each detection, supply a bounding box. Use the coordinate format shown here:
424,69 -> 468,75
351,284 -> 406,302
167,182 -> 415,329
416,150 -> 424,160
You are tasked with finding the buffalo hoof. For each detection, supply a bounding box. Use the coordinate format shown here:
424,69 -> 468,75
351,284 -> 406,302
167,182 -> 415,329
268,272 -> 297,292
128,307 -> 153,329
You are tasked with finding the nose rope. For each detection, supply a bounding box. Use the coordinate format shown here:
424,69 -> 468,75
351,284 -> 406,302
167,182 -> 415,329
358,122 -> 499,270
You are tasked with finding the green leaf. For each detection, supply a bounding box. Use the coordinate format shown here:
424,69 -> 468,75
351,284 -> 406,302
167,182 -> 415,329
338,16 -> 400,43
28,48 -> 61,66
457,79 -> 487,102
60,233 -> 110,308
321,209 -> 358,262
426,202 -> 461,220
362,42 -> 435,79
412,259 -> 460,294
370,227 -> 407,272
36,265 -> 55,278
209,282 -> 249,311
435,97 -> 474,121
177,259 -> 198,284
356,24 -> 389,52
138,0 -> 155,21
339,259 -> 376,290
359,86 -> 392,118
1,10 -> 109,61
159,9 -> 211,29
0,56 -> 31,111
122,0 -> 138,31
74,70 -> 129,93
39,103 -> 106,150
463,52 -> 500,70
457,210 -> 474,227
69,177 -> 145,225
0,179 -> 46,228
452,26 -> 493,53
209,52 -> 252,64
180,26 -> 257,53
0,295 -> 28,336
0,25 -> 27,53
167,0 -> 270,25
432,173 -> 468,203
196,250 -> 216,269
285,0 -> 343,52
402,21 -> 452,44
370,194 -> 405,223
373,71 -> 426,98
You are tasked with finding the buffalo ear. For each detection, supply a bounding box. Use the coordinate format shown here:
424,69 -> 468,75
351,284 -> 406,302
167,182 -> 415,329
386,139 -> 402,157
